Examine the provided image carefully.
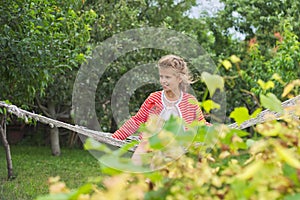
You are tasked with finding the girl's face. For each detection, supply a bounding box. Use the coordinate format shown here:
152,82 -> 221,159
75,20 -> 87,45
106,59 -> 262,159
159,68 -> 182,93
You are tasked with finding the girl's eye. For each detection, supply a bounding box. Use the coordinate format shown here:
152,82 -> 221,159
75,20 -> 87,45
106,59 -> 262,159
159,75 -> 171,79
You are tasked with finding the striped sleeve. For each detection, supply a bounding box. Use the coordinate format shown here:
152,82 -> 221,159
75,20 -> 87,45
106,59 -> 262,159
111,93 -> 156,140
196,103 -> 211,126
188,94 -> 212,126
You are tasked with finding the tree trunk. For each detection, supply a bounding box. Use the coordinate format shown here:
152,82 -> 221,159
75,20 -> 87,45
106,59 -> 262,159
110,116 -> 118,133
47,101 -> 61,156
0,114 -> 14,179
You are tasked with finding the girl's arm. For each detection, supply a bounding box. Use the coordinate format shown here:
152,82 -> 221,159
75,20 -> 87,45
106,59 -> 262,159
196,104 -> 212,126
111,94 -> 155,140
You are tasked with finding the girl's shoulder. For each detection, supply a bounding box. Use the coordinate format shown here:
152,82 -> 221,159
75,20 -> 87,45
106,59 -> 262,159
143,91 -> 162,110
182,92 -> 197,101
181,92 -> 199,108
148,91 -> 162,100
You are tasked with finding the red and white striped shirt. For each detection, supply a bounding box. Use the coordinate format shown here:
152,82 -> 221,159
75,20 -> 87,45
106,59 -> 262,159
112,91 -> 209,140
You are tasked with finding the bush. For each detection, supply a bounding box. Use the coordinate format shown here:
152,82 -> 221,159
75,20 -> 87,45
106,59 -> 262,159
36,93 -> 300,200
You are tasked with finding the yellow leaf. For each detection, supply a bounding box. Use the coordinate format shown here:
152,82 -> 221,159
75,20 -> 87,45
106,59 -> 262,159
221,60 -> 232,70
219,151 -> 231,159
282,83 -> 294,97
78,194 -> 90,200
48,176 -> 60,184
274,145 -> 300,169
293,79 -> 300,85
271,73 -> 281,80
236,160 -> 263,180
265,81 -> 275,90
49,182 -> 69,194
257,79 -> 265,88
271,73 -> 284,84
256,121 -> 281,137
230,55 -> 241,63
282,80 -> 300,98
201,72 -> 224,97
257,79 -> 274,91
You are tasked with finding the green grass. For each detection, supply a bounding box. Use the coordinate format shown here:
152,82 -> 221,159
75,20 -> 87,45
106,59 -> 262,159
0,145 -> 102,200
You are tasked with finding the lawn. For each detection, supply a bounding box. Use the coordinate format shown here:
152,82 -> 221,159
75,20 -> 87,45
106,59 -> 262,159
0,145 -> 102,200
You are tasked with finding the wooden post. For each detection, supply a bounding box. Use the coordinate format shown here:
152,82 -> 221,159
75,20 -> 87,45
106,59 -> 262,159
0,113 -> 14,180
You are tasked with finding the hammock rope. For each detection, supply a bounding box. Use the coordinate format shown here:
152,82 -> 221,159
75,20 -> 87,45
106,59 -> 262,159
0,95 -> 299,150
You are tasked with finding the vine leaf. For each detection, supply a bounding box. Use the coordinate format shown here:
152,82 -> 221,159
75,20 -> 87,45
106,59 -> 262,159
229,107 -> 249,126
260,93 -> 283,114
201,72 -> 224,97
229,107 -> 262,126
201,100 -> 220,113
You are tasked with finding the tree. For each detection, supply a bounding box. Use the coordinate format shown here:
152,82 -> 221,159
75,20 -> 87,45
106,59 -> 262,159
77,0 -> 216,133
203,0 -> 300,117
215,0 -> 300,43
0,0 -> 95,155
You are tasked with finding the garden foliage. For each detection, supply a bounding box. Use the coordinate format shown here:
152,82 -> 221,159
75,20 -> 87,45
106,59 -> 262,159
37,76 -> 300,200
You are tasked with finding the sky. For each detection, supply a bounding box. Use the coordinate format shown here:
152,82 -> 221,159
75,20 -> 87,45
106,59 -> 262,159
189,0 -> 246,40
189,0 -> 224,18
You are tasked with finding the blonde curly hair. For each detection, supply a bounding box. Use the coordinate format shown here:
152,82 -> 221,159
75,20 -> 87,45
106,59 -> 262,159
158,54 -> 193,92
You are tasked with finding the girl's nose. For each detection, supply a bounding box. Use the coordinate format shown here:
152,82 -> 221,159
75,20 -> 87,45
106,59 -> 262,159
162,80 -> 168,86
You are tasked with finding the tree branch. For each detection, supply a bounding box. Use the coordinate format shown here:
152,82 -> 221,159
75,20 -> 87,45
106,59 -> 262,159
35,97 -> 51,118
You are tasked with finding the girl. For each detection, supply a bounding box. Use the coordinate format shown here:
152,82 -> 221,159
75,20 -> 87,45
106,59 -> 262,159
112,54 -> 210,165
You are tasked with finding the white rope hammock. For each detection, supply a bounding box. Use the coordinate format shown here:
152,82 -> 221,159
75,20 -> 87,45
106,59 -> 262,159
0,95 -> 299,150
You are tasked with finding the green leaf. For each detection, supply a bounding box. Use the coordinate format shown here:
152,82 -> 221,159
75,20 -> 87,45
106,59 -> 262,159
250,108 -> 262,118
75,53 -> 85,63
4,100 -> 11,104
234,141 -> 248,150
84,138 -> 112,154
100,154 -> 148,174
2,107 -> 7,115
283,163 -> 300,186
100,164 -> 123,176
194,126 -> 208,143
284,193 -> 300,200
57,17 -> 65,21
229,129 -> 249,137
145,171 -> 164,183
196,125 -> 218,146
162,116 -> 184,134
36,192 -> 76,200
201,72 -> 224,97
229,107 -> 250,126
172,129 -> 196,148
114,140 -> 139,157
260,93 -> 283,114
69,184 -> 93,200
246,139 -> 256,148
201,100 -> 221,113
148,134 -> 164,150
